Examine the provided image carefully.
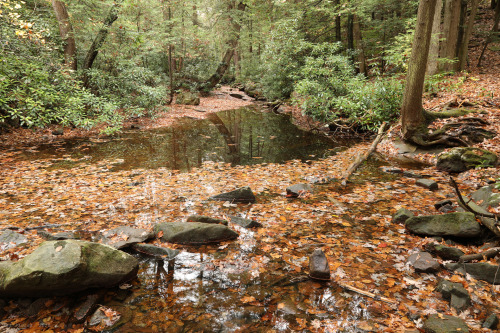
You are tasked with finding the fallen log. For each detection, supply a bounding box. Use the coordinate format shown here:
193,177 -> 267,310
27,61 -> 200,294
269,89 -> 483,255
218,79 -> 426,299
341,122 -> 388,186
459,247 -> 500,263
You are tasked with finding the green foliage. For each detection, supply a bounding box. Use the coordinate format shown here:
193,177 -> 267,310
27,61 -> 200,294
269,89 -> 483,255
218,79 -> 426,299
384,17 -> 416,72
424,72 -> 467,95
294,43 -> 403,131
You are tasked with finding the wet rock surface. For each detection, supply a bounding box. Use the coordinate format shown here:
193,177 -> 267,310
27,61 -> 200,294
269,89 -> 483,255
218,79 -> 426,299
0,230 -> 27,249
131,243 -> 179,260
405,212 -> 481,238
309,249 -> 330,280
424,243 -> 464,261
187,215 -> 228,225
393,208 -> 414,224
99,226 -> 154,250
155,222 -> 238,244
445,262 -> 500,284
0,240 -> 139,297
436,147 -> 497,173
286,183 -> 313,198
229,216 -> 262,228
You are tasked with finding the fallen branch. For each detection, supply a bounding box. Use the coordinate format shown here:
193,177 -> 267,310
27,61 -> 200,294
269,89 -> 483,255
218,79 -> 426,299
459,247 -> 500,263
341,122 -> 388,186
450,177 -> 500,238
337,281 -> 397,305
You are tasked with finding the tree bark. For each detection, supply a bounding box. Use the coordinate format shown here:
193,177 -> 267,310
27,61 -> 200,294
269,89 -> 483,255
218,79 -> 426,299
457,0 -> 480,71
401,0 -> 438,141
335,0 -> 341,42
353,14 -> 367,76
439,0 -> 461,72
51,0 -> 77,70
82,2 -> 121,86
427,0 -> 443,75
478,1 -> 500,66
204,2 -> 246,91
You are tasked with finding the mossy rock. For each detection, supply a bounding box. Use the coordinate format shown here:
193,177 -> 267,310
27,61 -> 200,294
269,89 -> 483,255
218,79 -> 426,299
175,91 -> 200,105
436,147 -> 497,173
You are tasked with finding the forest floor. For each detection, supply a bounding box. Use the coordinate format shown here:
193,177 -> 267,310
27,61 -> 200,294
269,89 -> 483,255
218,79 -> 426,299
0,12 -> 499,333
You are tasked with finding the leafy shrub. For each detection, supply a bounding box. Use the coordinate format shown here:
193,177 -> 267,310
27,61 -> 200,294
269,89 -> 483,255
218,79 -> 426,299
294,43 -> 403,131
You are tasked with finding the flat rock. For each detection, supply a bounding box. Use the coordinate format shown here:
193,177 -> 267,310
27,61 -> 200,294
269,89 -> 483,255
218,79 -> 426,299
155,222 -> 238,245
435,280 -> 470,312
405,212 -> 481,238
286,183 -> 313,198
38,230 -> 80,241
131,243 -> 179,260
0,230 -> 27,249
208,186 -> 256,203
0,240 -> 139,298
407,252 -> 440,273
423,314 -> 469,333
100,226 -> 154,249
436,147 -> 497,173
229,216 -> 262,228
309,249 -> 330,280
393,208 -> 414,224
482,313 -> 499,329
424,243 -> 464,261
187,215 -> 228,226
416,179 -> 438,190
434,200 -> 453,211
445,262 -> 500,284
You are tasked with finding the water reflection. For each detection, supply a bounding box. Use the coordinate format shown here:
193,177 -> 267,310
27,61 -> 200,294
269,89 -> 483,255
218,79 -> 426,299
22,107 -> 341,171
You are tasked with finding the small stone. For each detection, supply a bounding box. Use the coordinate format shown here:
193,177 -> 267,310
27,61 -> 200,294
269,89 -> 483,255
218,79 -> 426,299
309,249 -> 330,280
229,216 -> 262,228
435,281 -> 471,313
434,200 -> 453,210
0,230 -> 27,249
187,215 -> 228,226
38,230 -> 79,241
482,313 -> 499,329
380,167 -> 403,174
52,128 -> 64,136
416,179 -> 438,191
393,208 -> 414,224
405,212 -> 481,238
286,183 -> 313,198
131,243 -> 179,260
407,252 -> 440,273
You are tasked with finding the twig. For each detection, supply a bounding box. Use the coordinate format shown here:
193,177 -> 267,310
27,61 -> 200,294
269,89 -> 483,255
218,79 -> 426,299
337,281 -> 397,305
341,122 -> 388,186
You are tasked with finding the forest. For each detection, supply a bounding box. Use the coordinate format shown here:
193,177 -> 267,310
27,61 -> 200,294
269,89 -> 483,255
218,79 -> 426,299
0,0 -> 500,332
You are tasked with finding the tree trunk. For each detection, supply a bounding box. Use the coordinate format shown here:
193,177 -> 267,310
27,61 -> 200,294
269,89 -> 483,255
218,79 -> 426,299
478,0 -> 500,66
353,14 -> 367,76
427,0 -> 443,75
440,0 -> 461,72
51,0 -> 77,70
204,2 -> 246,91
335,0 -> 341,42
401,0 -> 438,141
82,3 -> 120,86
457,0 -> 480,71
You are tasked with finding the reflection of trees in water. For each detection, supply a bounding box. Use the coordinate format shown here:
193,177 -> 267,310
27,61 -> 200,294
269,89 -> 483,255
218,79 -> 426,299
69,107 -> 334,171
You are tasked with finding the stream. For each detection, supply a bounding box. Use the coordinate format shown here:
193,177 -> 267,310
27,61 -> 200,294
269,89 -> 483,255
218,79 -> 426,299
1,106 -> 421,332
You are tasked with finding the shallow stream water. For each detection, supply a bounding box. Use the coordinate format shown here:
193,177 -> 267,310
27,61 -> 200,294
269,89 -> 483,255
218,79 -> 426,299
2,106 -> 420,332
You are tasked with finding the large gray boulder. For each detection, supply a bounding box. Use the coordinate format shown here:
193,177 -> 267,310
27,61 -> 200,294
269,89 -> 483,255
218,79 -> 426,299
436,147 -> 497,173
405,212 -> 481,238
155,222 -> 238,245
0,240 -> 138,298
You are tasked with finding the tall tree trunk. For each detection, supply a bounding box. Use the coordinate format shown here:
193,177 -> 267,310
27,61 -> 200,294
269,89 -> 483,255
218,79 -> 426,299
427,0 -> 443,75
353,14 -> 367,76
457,0 -> 480,71
401,0 -> 438,141
347,14 -> 355,64
478,0 -> 500,66
82,3 -> 120,86
440,0 -> 461,71
51,0 -> 77,70
335,0 -> 341,42
204,2 -> 246,91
